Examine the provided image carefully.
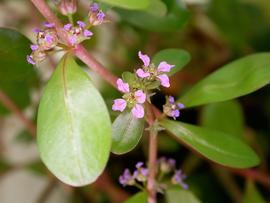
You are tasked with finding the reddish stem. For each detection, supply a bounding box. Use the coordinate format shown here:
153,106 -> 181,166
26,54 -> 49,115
0,89 -> 36,136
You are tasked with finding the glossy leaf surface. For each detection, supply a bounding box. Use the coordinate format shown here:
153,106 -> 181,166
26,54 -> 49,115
96,0 -> 149,10
179,53 -> 270,107
124,192 -> 147,203
0,28 -> 38,114
152,49 -> 191,76
111,111 -> 144,154
37,55 -> 111,186
116,0 -> 189,32
201,100 -> 244,138
160,119 -> 260,168
166,187 -> 201,203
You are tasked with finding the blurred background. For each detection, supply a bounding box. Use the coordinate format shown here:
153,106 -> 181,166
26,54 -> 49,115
0,0 -> 270,202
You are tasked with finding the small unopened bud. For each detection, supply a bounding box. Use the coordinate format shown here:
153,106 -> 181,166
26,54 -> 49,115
57,0 -> 77,16
27,48 -> 46,65
88,3 -> 106,26
36,29 -> 59,50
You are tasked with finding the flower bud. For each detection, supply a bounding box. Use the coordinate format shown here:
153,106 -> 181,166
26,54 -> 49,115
88,3 -> 106,26
57,0 -> 77,16
27,48 -> 46,65
36,29 -> 58,50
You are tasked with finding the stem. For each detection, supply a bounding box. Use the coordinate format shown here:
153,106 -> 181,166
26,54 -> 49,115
67,14 -> 74,25
0,89 -> 36,136
146,104 -> 158,203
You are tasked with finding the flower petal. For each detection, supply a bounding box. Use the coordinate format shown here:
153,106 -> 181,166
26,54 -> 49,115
77,21 -> 86,28
136,68 -> 150,78
157,74 -> 170,87
177,102 -> 185,109
112,99 -> 127,112
168,96 -> 175,104
134,90 -> 146,104
157,61 -> 174,73
83,30 -> 93,38
131,104 -> 144,118
116,78 -> 130,93
138,51 -> 150,67
64,23 -> 72,31
26,55 -> 35,65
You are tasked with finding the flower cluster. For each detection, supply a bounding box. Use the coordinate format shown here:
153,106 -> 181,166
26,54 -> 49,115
27,2 -> 106,65
27,23 -> 59,65
63,21 -> 93,46
112,51 -> 175,118
119,158 -> 188,191
136,51 -> 174,88
158,157 -> 188,190
163,96 -> 185,120
119,162 -> 148,187
112,79 -> 146,118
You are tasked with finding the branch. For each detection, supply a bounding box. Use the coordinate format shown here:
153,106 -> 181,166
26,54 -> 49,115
0,89 -> 36,136
146,104 -> 158,203
231,169 -> 270,189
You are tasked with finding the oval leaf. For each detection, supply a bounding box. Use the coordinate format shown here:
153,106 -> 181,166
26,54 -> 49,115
111,111 -> 145,154
116,0 -> 189,32
124,192 -> 147,203
152,49 -> 191,76
96,0 -> 149,10
0,28 -> 38,114
37,54 -> 111,186
166,187 -> 202,203
179,53 -> 270,107
160,119 -> 260,168
200,100 -> 244,138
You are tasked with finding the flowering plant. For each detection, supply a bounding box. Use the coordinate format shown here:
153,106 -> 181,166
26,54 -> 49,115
0,0 -> 270,202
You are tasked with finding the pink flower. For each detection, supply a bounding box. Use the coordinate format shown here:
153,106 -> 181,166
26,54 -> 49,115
138,51 -> 150,67
117,79 -> 129,93
157,74 -> 170,87
134,90 -> 146,104
112,99 -> 127,112
136,69 -> 150,78
131,104 -> 144,118
157,61 -> 174,73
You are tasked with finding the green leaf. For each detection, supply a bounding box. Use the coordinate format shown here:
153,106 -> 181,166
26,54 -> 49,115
124,192 -> 147,203
152,49 -> 191,76
160,119 -> 260,168
0,28 -> 38,115
179,53 -> 270,107
37,54 -> 111,186
243,181 -> 267,203
111,111 -> 145,154
200,100 -> 244,138
145,0 -> 167,17
96,0 -> 150,10
116,0 -> 189,32
166,187 -> 202,203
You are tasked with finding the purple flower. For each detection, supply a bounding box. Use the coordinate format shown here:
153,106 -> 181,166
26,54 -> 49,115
159,157 -> 176,173
30,44 -> 39,51
119,169 -> 135,186
117,79 -> 129,93
88,3 -> 106,26
163,96 -> 184,120
64,23 -> 72,31
133,162 -> 148,182
138,51 -> 150,67
33,28 -> 41,33
134,90 -> 146,104
26,55 -> 35,65
44,22 -> 55,28
157,61 -> 174,73
136,68 -> 150,78
157,74 -> 170,87
77,21 -> 86,28
178,103 -> 185,109
131,104 -> 144,118
172,170 -> 188,189
112,99 -> 127,112
83,29 -> 93,38
37,29 -> 58,50
90,3 -> 99,12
